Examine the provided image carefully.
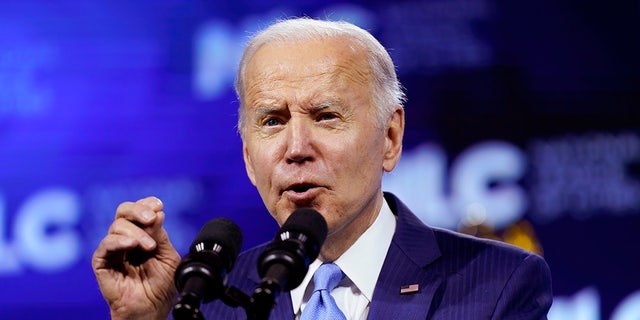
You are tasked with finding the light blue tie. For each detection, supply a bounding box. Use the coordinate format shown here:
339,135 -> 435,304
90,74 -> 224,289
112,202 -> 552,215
300,263 -> 347,320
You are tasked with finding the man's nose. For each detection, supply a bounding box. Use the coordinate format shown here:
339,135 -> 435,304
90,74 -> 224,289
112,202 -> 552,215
285,118 -> 314,163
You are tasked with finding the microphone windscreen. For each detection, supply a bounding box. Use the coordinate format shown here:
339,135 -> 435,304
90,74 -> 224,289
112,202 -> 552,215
191,217 -> 243,261
280,208 -> 327,247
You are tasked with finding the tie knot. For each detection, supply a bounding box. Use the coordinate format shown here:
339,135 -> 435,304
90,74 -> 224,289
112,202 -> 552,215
312,263 -> 343,292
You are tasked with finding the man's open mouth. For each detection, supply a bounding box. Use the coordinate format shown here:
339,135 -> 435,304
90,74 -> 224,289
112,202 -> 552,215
287,183 -> 317,193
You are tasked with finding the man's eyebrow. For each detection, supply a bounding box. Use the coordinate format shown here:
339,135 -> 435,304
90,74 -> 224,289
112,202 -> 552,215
253,105 -> 285,116
310,100 -> 343,112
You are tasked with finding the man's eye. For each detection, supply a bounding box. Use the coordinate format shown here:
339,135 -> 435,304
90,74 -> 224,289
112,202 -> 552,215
317,113 -> 338,121
264,118 -> 281,126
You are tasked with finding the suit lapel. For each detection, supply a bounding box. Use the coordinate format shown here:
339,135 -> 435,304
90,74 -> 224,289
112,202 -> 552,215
368,246 -> 442,320
367,193 -> 443,320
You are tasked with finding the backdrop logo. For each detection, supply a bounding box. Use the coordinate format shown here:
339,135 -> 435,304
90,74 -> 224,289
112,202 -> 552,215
0,188 -> 80,273
193,4 -> 379,100
550,287 -> 640,320
529,132 -> 640,221
384,131 -> 640,228
0,178 -> 203,275
383,140 -> 526,230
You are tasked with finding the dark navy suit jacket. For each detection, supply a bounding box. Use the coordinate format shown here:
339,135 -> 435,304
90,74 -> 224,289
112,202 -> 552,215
197,193 -> 553,319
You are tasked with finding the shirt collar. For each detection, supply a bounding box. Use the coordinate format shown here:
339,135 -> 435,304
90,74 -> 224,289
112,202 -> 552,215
290,198 -> 397,313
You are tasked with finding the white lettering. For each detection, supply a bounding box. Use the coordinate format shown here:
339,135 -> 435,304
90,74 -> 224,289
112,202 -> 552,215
611,289 -> 640,320
193,20 -> 238,99
14,188 -> 81,272
548,287 -> 600,320
529,132 -> 640,221
450,141 -> 526,229
383,141 -> 527,229
383,143 -> 455,228
0,193 -> 21,273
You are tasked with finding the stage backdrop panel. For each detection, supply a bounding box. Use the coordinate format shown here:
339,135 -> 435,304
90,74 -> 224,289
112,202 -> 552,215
0,1 -> 638,319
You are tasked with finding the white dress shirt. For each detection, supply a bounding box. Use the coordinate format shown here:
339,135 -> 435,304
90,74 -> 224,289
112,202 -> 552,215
291,198 -> 397,319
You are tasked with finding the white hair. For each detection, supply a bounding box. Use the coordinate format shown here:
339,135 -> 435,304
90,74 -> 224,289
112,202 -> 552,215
235,17 -> 406,136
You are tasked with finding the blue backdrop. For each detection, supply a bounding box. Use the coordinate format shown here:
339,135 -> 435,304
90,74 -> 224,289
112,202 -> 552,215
0,1 -> 638,319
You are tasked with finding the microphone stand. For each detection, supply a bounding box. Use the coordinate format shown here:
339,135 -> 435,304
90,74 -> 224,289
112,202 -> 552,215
251,280 -> 280,320
174,254 -> 293,320
222,285 -> 280,320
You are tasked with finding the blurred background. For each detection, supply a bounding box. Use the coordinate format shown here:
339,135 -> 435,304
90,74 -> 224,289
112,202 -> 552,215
0,0 -> 638,319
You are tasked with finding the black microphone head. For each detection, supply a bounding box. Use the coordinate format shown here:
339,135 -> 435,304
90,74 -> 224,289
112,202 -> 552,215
256,208 -> 328,292
174,217 -> 243,307
191,217 -> 243,263
280,208 -> 328,248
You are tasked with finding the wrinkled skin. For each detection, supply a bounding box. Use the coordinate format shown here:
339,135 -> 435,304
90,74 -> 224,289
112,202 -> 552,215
91,197 -> 181,320
240,36 -> 404,261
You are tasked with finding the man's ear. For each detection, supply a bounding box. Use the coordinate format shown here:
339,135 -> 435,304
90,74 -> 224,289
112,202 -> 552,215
243,142 -> 257,186
382,106 -> 405,172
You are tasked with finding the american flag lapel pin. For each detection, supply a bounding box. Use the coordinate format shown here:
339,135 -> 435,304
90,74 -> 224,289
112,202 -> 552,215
400,284 -> 419,294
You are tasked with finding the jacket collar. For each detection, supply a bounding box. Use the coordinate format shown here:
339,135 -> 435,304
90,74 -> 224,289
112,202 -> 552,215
384,192 -> 441,267
366,193 -> 443,320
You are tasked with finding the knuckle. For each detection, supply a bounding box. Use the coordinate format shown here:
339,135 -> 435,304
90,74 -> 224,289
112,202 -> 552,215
137,196 -> 163,210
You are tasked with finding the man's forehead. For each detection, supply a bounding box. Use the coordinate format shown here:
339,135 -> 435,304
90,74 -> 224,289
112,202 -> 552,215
245,38 -> 370,85
249,37 -> 365,67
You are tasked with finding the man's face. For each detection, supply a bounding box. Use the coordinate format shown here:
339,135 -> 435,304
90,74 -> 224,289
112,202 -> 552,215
241,37 -> 403,240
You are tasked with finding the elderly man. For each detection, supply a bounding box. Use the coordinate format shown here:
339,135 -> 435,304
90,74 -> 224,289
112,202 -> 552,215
92,18 -> 552,319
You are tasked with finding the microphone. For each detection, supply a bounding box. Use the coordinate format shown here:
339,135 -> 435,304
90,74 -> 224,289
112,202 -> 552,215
252,208 -> 328,319
173,218 -> 243,320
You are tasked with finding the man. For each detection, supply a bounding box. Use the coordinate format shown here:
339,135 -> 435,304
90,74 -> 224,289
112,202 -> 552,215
92,18 -> 552,319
